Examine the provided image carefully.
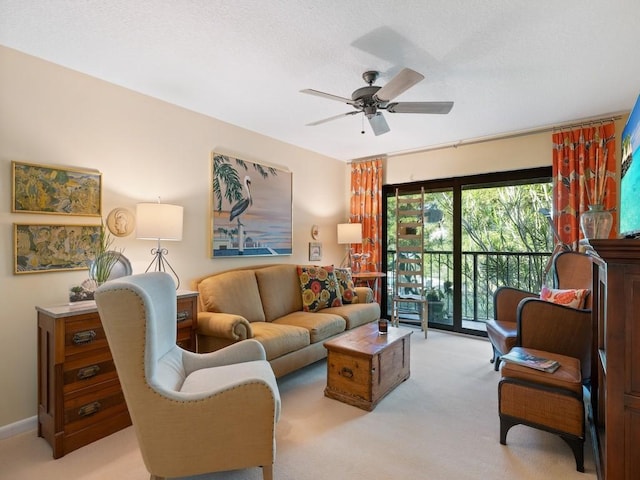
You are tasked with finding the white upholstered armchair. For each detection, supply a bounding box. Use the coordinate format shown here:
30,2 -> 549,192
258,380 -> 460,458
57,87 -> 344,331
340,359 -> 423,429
95,272 -> 281,480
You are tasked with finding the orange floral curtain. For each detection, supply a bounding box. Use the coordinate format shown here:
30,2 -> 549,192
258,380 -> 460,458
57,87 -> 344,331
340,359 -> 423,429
350,158 -> 383,299
552,121 -> 617,250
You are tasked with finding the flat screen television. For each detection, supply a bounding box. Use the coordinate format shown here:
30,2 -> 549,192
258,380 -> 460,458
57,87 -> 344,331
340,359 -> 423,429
620,93 -> 640,238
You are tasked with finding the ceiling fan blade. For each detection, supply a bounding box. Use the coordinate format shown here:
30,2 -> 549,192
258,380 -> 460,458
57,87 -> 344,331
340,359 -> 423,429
306,111 -> 359,126
368,112 -> 390,136
300,89 -> 357,105
374,68 -> 425,102
387,101 -> 454,114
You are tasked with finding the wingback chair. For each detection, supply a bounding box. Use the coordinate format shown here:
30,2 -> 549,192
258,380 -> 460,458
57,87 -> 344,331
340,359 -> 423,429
486,251 -> 593,374
95,272 -> 281,480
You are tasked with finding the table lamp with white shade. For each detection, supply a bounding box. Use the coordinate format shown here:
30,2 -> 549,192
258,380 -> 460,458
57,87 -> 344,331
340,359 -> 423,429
337,222 -> 368,272
136,201 -> 183,288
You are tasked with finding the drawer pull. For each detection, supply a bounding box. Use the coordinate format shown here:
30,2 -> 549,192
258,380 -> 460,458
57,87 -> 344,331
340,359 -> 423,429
176,310 -> 190,322
77,365 -> 100,380
72,330 -> 96,345
341,367 -> 354,379
78,401 -> 101,418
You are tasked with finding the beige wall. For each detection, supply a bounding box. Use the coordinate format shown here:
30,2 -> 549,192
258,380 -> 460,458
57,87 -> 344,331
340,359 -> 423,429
0,46 -> 348,428
383,118 -> 627,184
384,131 -> 551,184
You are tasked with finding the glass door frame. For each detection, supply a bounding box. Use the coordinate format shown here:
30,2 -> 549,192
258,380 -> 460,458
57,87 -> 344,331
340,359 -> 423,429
381,166 -> 552,337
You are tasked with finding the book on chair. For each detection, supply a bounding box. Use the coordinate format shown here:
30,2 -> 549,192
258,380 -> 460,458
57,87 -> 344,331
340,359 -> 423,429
501,349 -> 560,373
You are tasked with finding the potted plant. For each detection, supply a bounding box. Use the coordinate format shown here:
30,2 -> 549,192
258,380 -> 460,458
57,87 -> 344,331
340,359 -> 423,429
426,286 -> 445,322
89,222 -> 121,285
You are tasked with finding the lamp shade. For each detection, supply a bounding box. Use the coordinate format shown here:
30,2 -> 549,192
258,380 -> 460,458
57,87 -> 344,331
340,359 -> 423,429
136,203 -> 184,241
337,223 -> 362,244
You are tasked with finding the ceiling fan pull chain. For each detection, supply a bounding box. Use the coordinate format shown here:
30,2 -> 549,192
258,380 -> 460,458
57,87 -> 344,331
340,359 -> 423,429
361,115 -> 365,135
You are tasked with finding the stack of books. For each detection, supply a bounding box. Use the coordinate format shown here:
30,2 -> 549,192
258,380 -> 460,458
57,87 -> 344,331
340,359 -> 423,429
501,349 -> 560,373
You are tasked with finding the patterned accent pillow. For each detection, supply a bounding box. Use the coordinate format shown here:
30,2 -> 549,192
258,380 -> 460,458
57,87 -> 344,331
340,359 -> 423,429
540,286 -> 589,309
297,265 -> 343,312
334,267 -> 356,304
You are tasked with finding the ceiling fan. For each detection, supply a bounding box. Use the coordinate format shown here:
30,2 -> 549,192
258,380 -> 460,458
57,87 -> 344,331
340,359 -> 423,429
300,68 -> 453,136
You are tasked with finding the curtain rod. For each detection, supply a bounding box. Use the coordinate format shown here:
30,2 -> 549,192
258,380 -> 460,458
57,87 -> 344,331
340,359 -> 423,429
349,111 -> 627,162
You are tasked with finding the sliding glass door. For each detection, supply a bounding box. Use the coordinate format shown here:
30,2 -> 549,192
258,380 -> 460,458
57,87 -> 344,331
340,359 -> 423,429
383,167 -> 552,336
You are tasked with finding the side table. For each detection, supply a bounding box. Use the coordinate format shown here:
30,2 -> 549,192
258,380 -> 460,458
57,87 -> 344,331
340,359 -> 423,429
351,271 -> 386,301
36,290 -> 198,458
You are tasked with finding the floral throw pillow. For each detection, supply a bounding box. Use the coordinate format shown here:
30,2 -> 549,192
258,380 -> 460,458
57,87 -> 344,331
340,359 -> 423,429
540,286 -> 589,309
297,265 -> 343,312
334,267 -> 356,304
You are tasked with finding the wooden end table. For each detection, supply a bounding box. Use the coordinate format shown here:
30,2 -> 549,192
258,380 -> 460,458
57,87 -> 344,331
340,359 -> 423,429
323,322 -> 412,411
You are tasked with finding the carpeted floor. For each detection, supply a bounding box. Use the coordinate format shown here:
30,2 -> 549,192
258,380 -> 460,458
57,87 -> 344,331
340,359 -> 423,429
0,328 -> 596,479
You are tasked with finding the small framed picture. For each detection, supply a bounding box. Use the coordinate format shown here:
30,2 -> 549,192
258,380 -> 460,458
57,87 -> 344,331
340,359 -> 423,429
309,242 -> 322,261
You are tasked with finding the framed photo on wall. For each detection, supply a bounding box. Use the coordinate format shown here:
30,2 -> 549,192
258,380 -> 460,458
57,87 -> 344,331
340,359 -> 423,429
309,242 -> 322,261
12,161 -> 102,216
210,153 -> 292,258
14,223 -> 101,274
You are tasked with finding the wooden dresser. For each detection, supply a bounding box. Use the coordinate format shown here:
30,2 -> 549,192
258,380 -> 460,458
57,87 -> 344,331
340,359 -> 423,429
36,290 -> 198,458
590,239 -> 640,480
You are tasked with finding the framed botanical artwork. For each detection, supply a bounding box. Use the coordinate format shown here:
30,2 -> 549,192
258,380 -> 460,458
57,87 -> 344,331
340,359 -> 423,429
309,242 -> 322,262
14,223 -> 101,274
12,161 -> 102,216
210,153 -> 292,257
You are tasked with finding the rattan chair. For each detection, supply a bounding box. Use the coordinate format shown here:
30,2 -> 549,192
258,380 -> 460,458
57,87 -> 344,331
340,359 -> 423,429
496,252 -> 594,472
487,251 -> 593,371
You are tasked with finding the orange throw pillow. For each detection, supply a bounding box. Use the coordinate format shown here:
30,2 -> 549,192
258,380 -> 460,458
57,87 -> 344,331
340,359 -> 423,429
540,286 -> 589,309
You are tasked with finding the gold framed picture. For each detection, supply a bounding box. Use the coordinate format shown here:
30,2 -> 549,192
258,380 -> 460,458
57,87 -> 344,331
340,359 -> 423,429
14,223 -> 101,274
210,153 -> 292,258
12,161 -> 102,216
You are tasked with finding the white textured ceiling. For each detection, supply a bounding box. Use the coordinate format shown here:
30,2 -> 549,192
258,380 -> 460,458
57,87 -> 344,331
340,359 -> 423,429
1,0 -> 639,161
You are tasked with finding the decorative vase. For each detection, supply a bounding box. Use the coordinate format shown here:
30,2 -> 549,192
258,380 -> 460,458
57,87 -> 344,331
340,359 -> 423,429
580,204 -> 613,240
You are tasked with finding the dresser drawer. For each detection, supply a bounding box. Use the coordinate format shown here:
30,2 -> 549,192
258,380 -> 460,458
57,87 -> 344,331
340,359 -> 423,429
63,380 -> 128,435
63,347 -> 118,394
177,322 -> 193,350
176,298 -> 194,322
64,313 -> 108,356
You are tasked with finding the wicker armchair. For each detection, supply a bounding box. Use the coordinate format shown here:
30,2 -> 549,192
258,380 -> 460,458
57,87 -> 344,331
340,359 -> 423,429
495,251 -> 594,472
487,251 -> 593,372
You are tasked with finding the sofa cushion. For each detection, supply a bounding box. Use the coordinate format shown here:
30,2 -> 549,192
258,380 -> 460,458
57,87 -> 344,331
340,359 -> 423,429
297,265 -> 343,312
255,265 -> 302,321
250,322 -> 310,361
274,311 -> 346,344
198,270 -> 266,322
323,302 -> 380,330
335,267 -> 356,304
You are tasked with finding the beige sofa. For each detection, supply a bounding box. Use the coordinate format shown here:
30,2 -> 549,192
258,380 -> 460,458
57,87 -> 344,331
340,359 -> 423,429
193,264 -> 381,377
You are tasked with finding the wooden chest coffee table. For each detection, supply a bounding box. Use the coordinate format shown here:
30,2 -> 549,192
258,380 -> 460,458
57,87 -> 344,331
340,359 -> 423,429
323,322 -> 412,411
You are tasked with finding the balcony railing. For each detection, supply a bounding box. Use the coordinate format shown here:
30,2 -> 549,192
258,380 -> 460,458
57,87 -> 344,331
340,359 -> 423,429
386,250 -> 551,325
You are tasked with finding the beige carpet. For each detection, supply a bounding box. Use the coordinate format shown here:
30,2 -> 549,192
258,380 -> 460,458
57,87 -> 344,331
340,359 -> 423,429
0,328 -> 596,479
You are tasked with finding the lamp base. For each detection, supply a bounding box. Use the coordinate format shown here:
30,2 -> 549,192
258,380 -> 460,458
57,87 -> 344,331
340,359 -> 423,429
144,244 -> 180,289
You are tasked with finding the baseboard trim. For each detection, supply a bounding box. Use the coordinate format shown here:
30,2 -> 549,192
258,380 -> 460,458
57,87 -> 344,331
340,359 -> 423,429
0,416 -> 37,440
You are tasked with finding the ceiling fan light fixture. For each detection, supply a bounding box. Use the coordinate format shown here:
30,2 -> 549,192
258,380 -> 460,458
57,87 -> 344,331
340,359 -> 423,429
300,67 -> 453,135
364,105 -> 377,117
